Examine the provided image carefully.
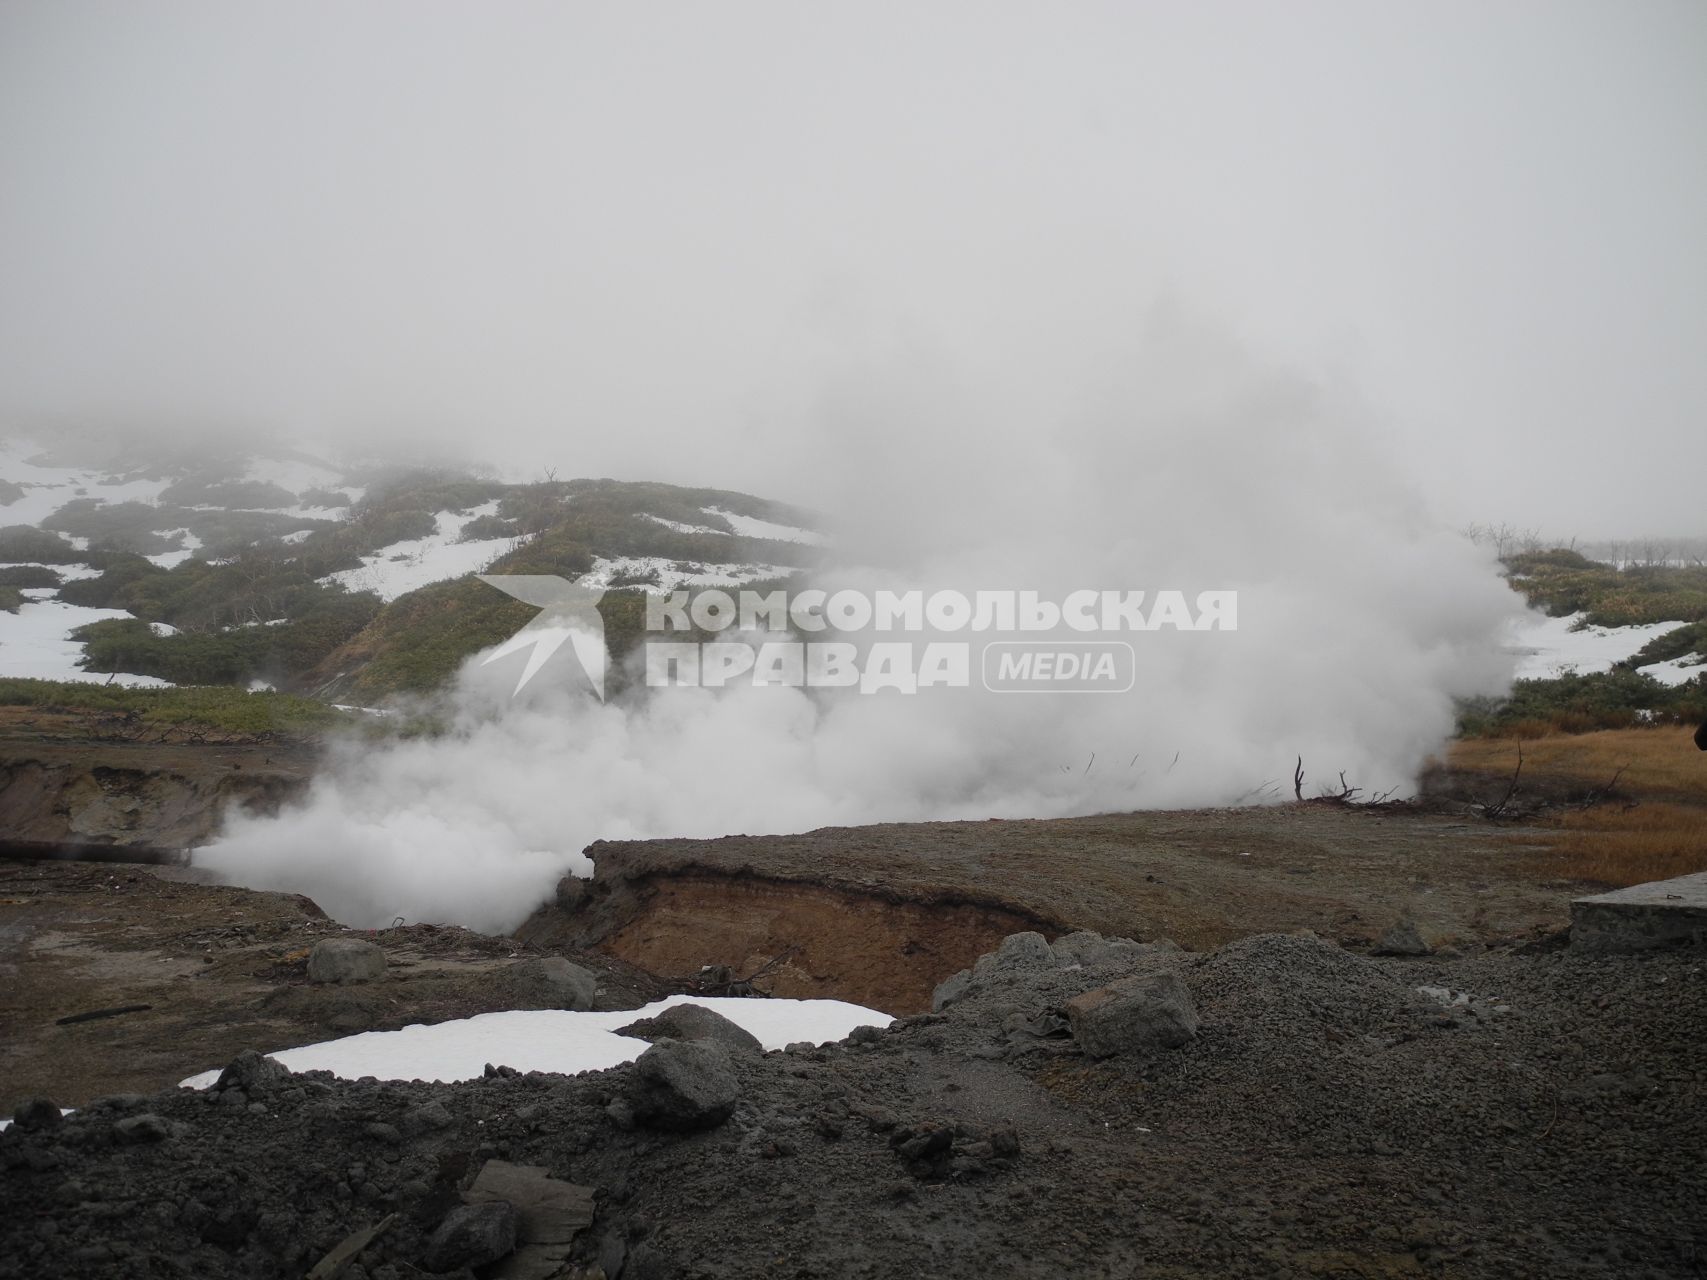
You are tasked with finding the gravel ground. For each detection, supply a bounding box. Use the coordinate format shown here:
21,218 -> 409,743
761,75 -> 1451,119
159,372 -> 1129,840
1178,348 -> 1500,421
3,930 -> 1703,1279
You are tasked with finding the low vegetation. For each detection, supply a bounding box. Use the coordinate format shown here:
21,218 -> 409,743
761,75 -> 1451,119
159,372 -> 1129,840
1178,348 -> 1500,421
0,677 -> 353,736
1505,549 -> 1707,627
1446,727 -> 1707,888
0,524 -> 83,563
1456,669 -> 1707,738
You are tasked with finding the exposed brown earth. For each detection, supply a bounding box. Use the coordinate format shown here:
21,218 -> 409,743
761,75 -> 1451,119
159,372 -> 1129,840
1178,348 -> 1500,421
0,722 -> 314,849
521,805 -> 1582,1013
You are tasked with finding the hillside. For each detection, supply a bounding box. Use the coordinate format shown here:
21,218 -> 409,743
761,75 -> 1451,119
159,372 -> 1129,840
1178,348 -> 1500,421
2,435 -> 1703,732
0,438 -> 822,703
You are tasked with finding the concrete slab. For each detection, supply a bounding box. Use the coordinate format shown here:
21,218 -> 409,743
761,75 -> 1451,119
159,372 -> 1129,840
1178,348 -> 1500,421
1570,872 -> 1707,952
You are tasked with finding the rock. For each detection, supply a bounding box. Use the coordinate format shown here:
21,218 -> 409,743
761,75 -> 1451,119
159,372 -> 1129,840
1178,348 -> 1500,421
401,1101 -> 454,1137
1374,920 -> 1433,957
931,969 -> 973,1011
1065,971 -> 1199,1059
1049,930 -> 1113,966
306,938 -> 387,985
465,1160 -> 594,1244
844,1023 -> 886,1045
616,1002 -> 762,1053
213,1050 -> 292,1095
422,1200 -> 519,1272
993,931 -> 1055,970
8,1098 -> 64,1132
504,956 -> 598,1011
627,1040 -> 740,1131
113,1113 -> 174,1143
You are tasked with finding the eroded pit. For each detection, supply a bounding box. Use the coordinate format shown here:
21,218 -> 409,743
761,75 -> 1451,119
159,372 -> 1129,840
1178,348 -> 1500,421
519,870 -> 1059,1015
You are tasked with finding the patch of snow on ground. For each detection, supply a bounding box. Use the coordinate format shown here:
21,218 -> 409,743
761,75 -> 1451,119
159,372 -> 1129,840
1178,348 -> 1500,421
1508,612 -> 1691,681
178,995 -> 890,1088
1634,654 -> 1707,687
703,506 -> 824,546
0,439 -> 173,527
243,455 -> 347,498
643,514 -> 728,538
0,599 -> 172,685
146,529 -> 203,570
0,561 -> 103,583
586,555 -> 797,592
320,503 -> 521,601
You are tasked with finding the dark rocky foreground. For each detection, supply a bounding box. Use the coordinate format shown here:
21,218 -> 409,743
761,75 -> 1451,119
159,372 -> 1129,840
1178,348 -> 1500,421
3,930 -> 1703,1279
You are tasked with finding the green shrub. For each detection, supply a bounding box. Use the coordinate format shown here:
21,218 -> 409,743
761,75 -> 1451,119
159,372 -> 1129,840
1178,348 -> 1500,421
0,524 -> 82,563
1624,622 -> 1707,669
0,677 -> 351,735
0,565 -> 61,588
1506,554 -> 1707,627
159,478 -> 296,508
1457,669 -> 1707,737
41,499 -> 180,554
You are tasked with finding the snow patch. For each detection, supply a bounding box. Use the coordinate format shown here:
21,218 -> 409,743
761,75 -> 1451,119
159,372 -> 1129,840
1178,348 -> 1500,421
178,995 -> 890,1088
146,529 -> 203,570
703,506 -> 824,547
586,555 -> 798,592
0,599 -> 172,685
0,561 -> 103,584
320,503 -> 521,601
0,438 -> 172,527
643,514 -> 728,538
1508,613 -> 1691,681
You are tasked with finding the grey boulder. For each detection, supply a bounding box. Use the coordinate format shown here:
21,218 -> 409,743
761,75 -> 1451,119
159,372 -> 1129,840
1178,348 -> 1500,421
306,937 -> 387,985
1065,970 -> 1199,1059
616,1002 -> 762,1054
627,1039 -> 740,1130
423,1200 -> 519,1272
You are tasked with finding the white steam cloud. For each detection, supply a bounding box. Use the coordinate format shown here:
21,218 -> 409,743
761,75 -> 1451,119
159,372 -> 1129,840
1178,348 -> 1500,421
197,320 -> 1523,932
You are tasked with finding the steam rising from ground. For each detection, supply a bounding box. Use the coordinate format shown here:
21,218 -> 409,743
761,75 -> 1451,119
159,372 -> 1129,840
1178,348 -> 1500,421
198,324 -> 1523,931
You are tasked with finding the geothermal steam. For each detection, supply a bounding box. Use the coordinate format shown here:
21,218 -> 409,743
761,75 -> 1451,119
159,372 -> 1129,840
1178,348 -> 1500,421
197,325 -> 1523,931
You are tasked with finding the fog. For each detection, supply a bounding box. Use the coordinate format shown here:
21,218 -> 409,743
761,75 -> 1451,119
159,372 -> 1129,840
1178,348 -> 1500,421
2,1 -> 1704,535
4,3 -> 1702,927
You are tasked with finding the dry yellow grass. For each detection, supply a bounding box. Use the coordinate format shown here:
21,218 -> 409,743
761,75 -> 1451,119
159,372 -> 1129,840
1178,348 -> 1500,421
1447,726 -> 1707,801
1444,726 -> 1707,887
1517,801 -> 1707,888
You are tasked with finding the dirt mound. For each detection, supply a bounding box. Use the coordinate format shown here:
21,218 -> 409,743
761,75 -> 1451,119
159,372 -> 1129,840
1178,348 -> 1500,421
4,932 -> 1702,1278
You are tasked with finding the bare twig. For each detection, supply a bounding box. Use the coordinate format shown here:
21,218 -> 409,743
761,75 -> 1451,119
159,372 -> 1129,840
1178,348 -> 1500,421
1482,744 -> 1524,820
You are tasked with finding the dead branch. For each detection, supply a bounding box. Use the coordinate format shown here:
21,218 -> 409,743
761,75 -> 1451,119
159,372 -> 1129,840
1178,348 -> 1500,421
1482,743 -> 1523,820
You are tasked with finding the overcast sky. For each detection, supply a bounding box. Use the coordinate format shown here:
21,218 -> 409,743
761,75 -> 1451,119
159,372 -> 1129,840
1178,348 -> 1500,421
2,1 -> 1702,537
